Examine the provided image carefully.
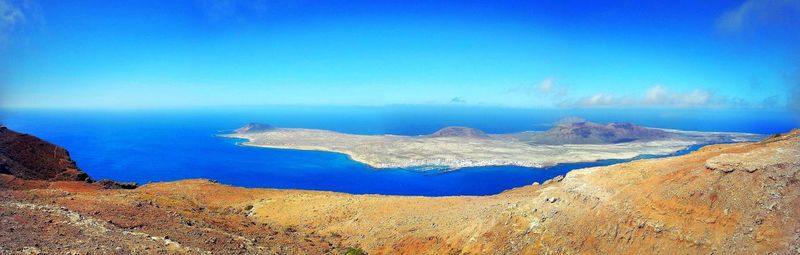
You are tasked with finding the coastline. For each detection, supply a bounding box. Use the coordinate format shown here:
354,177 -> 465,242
218,120 -> 765,171
221,133 -> 705,170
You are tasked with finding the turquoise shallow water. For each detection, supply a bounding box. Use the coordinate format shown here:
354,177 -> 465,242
0,107 -> 793,196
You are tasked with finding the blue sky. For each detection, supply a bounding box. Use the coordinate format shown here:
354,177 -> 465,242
1,0 -> 799,111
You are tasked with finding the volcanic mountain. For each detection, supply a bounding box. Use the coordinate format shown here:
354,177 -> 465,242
234,122 -> 274,134
524,119 -> 670,144
429,126 -> 489,138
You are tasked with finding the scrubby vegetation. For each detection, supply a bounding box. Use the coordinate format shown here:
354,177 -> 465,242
342,247 -> 367,255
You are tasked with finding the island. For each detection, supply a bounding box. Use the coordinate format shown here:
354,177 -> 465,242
222,119 -> 763,169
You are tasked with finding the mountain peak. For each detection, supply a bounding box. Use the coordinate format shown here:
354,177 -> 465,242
531,119 -> 668,144
235,123 -> 274,134
429,126 -> 489,138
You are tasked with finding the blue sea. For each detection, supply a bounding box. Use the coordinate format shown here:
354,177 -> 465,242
1,106 -> 796,196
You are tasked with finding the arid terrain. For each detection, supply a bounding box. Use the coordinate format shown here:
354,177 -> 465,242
224,120 -> 762,169
1,125 -> 798,254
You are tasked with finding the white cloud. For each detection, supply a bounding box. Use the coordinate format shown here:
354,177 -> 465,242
560,85 -> 721,108
644,85 -> 668,104
644,85 -> 712,106
0,0 -> 41,45
507,77 -> 568,98
197,0 -> 301,22
576,94 -> 622,106
510,81 -> 732,109
537,78 -> 554,93
717,0 -> 800,32
0,0 -> 26,39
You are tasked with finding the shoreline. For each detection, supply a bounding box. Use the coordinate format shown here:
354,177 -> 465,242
221,119 -> 767,171
221,134 -> 705,171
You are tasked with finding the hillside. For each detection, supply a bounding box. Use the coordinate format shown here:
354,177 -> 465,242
429,126 -> 489,138
518,119 -> 670,144
234,123 -> 274,134
0,126 -> 90,182
1,127 -> 798,254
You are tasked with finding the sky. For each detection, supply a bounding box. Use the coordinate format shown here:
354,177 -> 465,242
1,0 -> 799,112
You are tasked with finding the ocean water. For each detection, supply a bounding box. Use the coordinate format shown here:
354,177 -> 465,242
1,106 -> 796,196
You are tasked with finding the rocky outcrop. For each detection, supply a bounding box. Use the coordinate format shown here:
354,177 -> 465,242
429,126 -> 489,138
234,123 -> 274,134
0,127 -> 139,190
705,130 -> 800,173
528,118 -> 669,144
94,179 -> 138,189
0,126 -> 90,182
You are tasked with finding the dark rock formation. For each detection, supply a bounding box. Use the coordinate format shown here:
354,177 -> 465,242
234,123 -> 274,134
95,179 -> 138,189
0,126 -> 91,182
429,126 -> 489,138
529,119 -> 668,144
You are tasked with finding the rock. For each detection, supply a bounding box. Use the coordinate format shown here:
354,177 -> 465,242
234,123 -> 274,134
0,126 -> 92,182
94,179 -> 138,189
705,158 -> 738,173
705,145 -> 798,174
429,127 -> 489,138
527,119 -> 669,144
543,176 -> 565,185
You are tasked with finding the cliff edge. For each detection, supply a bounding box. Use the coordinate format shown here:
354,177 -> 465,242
0,126 -> 90,182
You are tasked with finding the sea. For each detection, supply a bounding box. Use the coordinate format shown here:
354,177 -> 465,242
1,106 -> 796,196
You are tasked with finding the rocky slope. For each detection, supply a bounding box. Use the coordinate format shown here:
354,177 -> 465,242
0,126 -> 90,182
429,126 -> 489,138
0,126 -> 135,190
235,123 -> 274,134
1,127 -> 798,254
521,119 -> 670,144
504,119 -> 762,146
